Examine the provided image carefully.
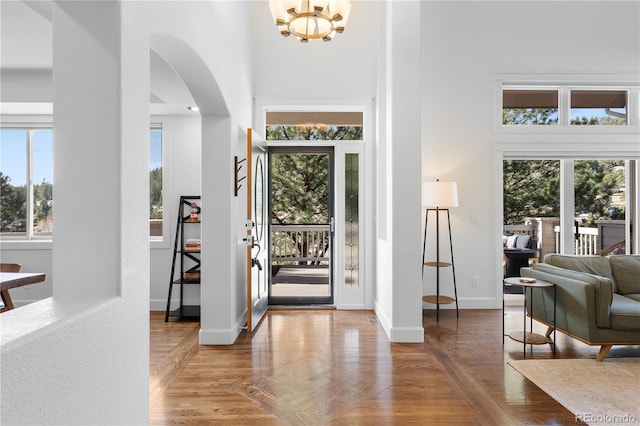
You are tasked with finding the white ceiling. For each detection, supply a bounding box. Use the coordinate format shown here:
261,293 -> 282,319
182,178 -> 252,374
0,1 -> 196,115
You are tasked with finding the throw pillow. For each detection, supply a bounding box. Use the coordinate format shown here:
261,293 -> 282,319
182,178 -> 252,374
506,235 -> 517,249
515,235 -> 531,249
609,255 -> 640,295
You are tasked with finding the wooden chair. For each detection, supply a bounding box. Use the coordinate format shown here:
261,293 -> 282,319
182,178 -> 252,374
1,263 -> 22,312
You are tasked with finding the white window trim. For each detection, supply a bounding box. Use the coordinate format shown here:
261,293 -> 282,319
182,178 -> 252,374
0,122 -> 54,246
150,118 -> 170,249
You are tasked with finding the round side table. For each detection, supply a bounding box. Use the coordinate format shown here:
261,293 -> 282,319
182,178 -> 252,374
503,277 -> 556,356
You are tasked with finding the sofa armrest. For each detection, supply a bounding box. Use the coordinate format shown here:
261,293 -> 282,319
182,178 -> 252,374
521,265 -> 613,337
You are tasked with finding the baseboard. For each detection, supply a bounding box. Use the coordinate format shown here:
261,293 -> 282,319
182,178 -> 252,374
374,302 -> 392,338
373,302 -> 425,343
335,303 -> 366,310
389,326 -> 424,343
199,326 -> 242,345
150,299 -> 167,311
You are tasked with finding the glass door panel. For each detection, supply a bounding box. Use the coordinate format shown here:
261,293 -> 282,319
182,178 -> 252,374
574,160 -> 627,254
269,147 -> 334,305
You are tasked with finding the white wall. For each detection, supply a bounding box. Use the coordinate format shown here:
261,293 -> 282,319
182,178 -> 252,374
421,1 -> 640,309
2,2 -> 150,423
1,1 -> 255,423
146,1 -> 254,344
252,1 -> 378,98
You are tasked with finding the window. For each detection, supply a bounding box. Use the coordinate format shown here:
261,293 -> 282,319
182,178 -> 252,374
266,111 -> 363,140
150,125 -> 163,238
502,86 -> 636,126
503,89 -> 559,125
1,125 -> 163,240
0,128 -> 53,239
570,90 -> 627,125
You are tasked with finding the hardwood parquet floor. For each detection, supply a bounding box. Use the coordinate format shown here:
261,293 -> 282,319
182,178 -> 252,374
149,307 -> 639,425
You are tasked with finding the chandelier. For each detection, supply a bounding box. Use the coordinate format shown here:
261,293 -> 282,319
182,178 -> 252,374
269,0 -> 352,42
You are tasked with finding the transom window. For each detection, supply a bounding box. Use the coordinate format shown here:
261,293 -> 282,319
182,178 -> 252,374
502,86 -> 634,126
266,111 -> 363,140
503,89 -> 559,125
570,90 -> 627,125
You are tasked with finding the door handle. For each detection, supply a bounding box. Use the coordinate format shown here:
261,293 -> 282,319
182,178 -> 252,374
330,217 -> 335,233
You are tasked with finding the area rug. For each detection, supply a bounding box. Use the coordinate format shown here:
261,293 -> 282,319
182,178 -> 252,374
508,358 -> 640,425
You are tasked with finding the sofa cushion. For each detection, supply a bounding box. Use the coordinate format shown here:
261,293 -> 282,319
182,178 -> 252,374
609,255 -> 640,295
532,262 -> 613,328
625,294 -> 640,302
544,254 -> 616,291
609,294 -> 640,331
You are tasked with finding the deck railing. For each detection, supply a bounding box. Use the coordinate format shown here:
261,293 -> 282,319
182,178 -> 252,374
271,224 -> 330,265
554,226 -> 599,255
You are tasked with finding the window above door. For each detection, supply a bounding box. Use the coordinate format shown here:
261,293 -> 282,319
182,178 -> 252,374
266,111 -> 363,141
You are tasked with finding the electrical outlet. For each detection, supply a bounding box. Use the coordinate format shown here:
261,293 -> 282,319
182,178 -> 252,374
471,276 -> 479,287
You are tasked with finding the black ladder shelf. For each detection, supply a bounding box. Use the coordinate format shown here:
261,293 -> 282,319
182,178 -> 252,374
165,195 -> 201,322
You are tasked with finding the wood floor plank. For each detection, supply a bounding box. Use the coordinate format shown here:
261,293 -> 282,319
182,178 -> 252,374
149,308 -> 639,424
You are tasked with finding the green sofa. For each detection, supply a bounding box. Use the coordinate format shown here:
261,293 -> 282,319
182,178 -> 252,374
520,254 -> 640,361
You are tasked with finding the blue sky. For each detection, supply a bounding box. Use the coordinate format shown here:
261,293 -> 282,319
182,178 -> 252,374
0,129 -> 53,187
571,107 -> 626,121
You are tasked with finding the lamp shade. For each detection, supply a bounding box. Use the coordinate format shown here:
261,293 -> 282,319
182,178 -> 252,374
422,180 -> 458,208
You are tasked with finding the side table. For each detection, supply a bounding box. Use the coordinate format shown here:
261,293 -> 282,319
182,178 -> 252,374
503,277 -> 556,356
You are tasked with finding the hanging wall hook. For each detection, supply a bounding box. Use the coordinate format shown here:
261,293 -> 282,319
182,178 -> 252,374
234,156 -> 247,196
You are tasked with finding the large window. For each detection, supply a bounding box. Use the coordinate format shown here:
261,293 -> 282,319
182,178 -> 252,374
504,159 -> 631,255
1,125 -> 164,240
0,128 -> 54,239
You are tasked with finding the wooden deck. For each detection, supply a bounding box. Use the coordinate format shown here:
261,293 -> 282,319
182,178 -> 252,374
150,308 -> 639,424
271,265 -> 330,297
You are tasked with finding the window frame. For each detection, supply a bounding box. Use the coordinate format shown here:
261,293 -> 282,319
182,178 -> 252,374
0,120 -> 170,247
149,122 -> 165,245
0,123 -> 54,242
496,75 -> 640,130
494,74 -> 640,309
255,97 -> 374,309
495,77 -> 640,156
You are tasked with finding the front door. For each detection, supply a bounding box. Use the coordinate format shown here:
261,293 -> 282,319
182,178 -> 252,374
268,147 -> 334,305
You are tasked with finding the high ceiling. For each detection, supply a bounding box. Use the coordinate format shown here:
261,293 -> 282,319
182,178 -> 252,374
0,1 -> 196,115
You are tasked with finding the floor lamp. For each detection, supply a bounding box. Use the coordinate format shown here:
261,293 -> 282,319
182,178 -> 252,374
422,180 -> 459,321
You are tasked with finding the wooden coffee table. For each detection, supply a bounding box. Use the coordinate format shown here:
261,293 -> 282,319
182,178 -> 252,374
503,277 -> 556,356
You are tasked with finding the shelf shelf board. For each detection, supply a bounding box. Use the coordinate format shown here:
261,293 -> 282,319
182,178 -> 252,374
507,331 -> 551,345
422,295 -> 456,305
168,305 -> 200,320
424,261 -> 452,268
172,279 -> 201,285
